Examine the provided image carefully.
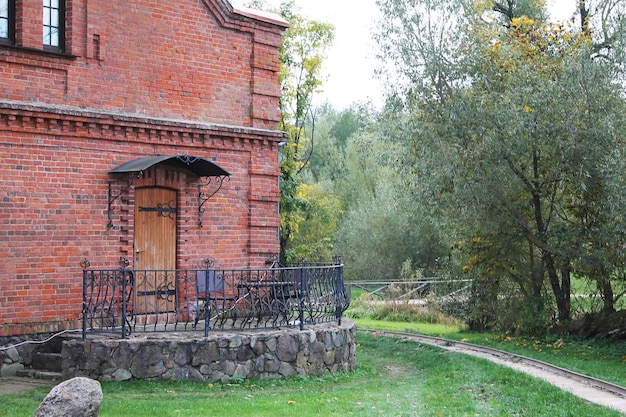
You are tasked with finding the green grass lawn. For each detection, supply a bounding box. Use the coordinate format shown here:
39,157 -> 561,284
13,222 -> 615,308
1,330 -> 623,416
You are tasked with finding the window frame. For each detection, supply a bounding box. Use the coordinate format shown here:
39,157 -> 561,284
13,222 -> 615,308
43,0 -> 65,52
0,0 -> 15,46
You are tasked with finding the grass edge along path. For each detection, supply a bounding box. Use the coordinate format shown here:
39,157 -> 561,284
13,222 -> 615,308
353,317 -> 626,389
1,331 -> 624,416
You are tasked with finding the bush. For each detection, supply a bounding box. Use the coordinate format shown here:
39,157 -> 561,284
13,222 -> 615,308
345,291 -> 461,327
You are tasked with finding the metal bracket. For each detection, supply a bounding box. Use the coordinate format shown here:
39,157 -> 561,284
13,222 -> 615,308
108,172 -> 142,228
197,175 -> 229,228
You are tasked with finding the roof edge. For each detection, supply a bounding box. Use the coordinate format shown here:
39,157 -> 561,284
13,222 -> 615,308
232,6 -> 289,28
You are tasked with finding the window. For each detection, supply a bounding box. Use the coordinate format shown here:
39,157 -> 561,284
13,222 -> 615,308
0,0 -> 15,45
43,0 -> 64,51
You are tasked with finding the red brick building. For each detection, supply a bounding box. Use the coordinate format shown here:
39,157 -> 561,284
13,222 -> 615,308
0,0 -> 288,337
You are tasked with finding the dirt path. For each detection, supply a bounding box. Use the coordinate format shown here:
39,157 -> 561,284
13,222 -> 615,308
0,376 -> 56,395
442,343 -> 626,414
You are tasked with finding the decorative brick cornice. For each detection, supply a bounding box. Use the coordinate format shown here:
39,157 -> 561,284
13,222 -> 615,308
0,100 -> 288,147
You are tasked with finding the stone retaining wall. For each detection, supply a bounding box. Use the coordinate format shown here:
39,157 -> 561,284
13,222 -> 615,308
62,319 -> 356,382
0,332 -> 65,377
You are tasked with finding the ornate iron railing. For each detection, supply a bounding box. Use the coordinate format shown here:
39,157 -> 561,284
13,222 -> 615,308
81,262 -> 350,339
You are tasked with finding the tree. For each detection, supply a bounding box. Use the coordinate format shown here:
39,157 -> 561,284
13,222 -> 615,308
284,181 -> 343,261
246,1 -> 335,262
276,2 -> 334,262
334,128 -> 447,281
307,102 -> 375,183
375,0 -> 626,332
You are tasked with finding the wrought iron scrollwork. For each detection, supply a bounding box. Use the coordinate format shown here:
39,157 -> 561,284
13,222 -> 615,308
80,258 -> 91,270
265,254 -> 279,267
197,175 -> 229,227
138,200 -> 177,219
81,263 -> 349,338
177,155 -> 201,165
201,257 -> 214,269
119,257 -> 130,269
107,172 -> 143,228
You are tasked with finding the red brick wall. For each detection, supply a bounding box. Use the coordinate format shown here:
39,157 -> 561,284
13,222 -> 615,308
2,0 -> 284,128
0,0 -> 287,337
0,105 -> 284,336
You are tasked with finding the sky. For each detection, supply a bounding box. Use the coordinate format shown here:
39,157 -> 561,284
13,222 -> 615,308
231,0 -> 579,110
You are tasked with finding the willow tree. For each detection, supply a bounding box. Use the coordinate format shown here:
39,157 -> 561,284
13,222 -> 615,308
375,0 -> 626,332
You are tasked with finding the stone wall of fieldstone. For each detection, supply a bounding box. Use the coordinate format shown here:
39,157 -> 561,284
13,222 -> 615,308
62,319 -> 356,382
0,332 -> 64,377
0,345 -> 25,377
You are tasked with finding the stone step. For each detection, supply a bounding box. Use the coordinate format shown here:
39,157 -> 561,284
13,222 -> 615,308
15,369 -> 63,381
39,336 -> 64,354
32,352 -> 63,373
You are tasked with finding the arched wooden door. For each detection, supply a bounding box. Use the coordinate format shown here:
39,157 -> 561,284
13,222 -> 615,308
134,187 -> 177,314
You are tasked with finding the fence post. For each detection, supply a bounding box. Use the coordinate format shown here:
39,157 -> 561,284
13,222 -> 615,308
204,267 -> 210,338
335,265 -> 340,325
121,269 -> 128,339
80,259 -> 90,340
119,257 -> 130,339
299,266 -> 305,330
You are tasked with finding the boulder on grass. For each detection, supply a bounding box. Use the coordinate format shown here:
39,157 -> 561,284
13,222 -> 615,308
34,377 -> 103,417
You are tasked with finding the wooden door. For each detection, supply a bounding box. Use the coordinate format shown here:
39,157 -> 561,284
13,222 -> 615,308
134,187 -> 177,314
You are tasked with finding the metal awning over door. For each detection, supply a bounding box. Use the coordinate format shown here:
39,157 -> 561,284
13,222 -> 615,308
108,155 -> 230,228
109,155 -> 230,177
